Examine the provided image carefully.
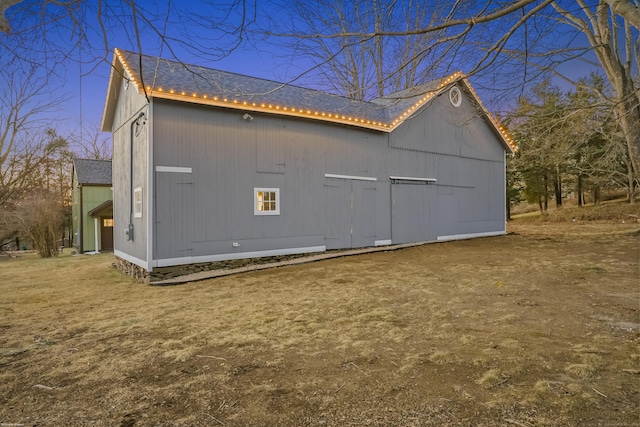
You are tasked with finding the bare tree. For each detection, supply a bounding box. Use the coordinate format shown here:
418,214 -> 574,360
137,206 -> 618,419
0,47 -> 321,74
73,126 -> 112,160
0,128 -> 71,205
278,0 -> 458,100
542,1 -> 639,193
5,189 -> 65,257
0,61 -> 66,182
1,0 -> 637,182
0,1 -> 259,68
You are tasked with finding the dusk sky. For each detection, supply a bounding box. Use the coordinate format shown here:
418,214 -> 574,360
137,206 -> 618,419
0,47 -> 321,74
1,0 -> 617,152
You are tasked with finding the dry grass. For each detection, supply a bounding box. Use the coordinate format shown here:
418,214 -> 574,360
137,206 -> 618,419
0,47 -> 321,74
0,222 -> 638,426
512,198 -> 639,222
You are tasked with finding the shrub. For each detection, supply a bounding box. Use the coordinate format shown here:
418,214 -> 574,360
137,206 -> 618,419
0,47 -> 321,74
8,190 -> 64,257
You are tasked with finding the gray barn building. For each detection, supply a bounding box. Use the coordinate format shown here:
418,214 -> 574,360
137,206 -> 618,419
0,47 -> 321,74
101,49 -> 515,280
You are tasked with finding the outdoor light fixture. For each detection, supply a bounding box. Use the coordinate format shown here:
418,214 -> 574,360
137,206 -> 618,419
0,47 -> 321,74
243,113 -> 253,121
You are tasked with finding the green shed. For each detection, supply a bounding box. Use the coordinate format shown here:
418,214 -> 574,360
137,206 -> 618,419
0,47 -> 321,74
71,159 -> 114,253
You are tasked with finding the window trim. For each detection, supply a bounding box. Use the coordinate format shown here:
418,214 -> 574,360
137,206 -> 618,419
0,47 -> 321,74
133,187 -> 143,218
449,86 -> 462,107
254,187 -> 280,216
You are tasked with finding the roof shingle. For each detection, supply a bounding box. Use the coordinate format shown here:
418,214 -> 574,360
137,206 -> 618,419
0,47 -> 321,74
74,159 -> 112,185
103,49 -> 514,150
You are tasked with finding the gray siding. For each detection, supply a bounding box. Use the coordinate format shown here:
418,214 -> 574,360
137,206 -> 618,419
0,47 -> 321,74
324,178 -> 377,250
137,82 -> 506,267
111,77 -> 149,265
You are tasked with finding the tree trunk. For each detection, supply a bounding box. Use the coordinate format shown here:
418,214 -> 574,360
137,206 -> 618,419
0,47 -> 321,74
543,173 -> 549,212
577,175 -> 583,207
554,167 -> 562,207
538,195 -> 543,214
506,197 -> 511,221
627,162 -> 635,204
614,97 -> 640,187
594,185 -> 601,205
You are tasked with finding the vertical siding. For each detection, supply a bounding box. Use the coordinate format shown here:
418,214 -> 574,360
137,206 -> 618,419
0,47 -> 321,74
145,84 -> 506,266
351,180 -> 377,247
324,178 -> 351,250
388,88 -> 506,240
81,186 -> 113,252
71,171 -> 81,249
391,182 -> 436,243
111,77 -> 149,264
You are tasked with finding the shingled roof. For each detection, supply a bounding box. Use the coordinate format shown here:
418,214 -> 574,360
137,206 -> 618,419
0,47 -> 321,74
73,159 -> 112,185
101,49 -> 515,151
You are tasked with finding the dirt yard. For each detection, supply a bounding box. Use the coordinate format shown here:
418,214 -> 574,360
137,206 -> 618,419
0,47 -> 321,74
1,222 -> 638,426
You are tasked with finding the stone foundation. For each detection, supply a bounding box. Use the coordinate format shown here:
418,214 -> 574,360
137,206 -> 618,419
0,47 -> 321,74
114,257 -> 150,282
114,252 -> 314,283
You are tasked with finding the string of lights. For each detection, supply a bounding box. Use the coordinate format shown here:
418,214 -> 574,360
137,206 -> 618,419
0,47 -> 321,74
114,48 -> 516,151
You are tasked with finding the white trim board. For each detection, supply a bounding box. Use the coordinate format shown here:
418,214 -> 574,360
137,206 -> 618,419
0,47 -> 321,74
437,230 -> 505,242
375,239 -> 392,246
155,165 -> 193,173
147,102 -> 154,272
115,250 -> 149,270
325,173 -> 377,182
153,245 -> 327,268
390,176 -> 437,182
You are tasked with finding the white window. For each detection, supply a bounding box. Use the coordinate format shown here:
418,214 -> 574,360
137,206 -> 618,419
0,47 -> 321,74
449,86 -> 462,107
254,188 -> 280,215
134,187 -> 143,218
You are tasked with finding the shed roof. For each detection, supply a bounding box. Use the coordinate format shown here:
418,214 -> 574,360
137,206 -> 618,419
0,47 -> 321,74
88,199 -> 113,216
73,159 -> 112,185
101,49 -> 515,152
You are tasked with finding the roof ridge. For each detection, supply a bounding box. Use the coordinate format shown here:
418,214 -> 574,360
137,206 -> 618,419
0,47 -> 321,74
108,48 -> 515,151
118,49 -> 369,105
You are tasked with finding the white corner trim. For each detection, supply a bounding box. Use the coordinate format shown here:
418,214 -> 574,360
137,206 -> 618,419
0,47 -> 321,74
390,176 -> 437,182
155,245 -> 326,268
115,250 -> 149,270
147,101 -> 154,272
155,166 -> 193,173
375,239 -> 392,246
437,230 -> 505,242
325,173 -> 377,182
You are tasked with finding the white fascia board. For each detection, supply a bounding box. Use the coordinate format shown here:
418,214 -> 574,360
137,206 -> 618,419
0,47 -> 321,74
325,173 -> 377,181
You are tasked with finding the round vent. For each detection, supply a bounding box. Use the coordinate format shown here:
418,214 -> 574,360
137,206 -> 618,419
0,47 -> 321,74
449,86 -> 462,107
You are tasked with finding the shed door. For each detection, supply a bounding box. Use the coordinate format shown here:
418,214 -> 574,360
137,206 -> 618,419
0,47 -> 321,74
154,171 -> 194,260
324,178 -> 376,250
100,217 -> 114,251
391,182 -> 435,244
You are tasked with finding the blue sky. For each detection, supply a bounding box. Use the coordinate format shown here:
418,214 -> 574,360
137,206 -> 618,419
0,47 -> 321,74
1,0 -> 622,153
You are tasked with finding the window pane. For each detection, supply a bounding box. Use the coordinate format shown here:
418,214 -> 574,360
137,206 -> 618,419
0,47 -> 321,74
255,188 -> 280,215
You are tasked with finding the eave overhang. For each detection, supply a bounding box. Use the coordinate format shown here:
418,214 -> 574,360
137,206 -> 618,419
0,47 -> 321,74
101,48 -> 516,153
